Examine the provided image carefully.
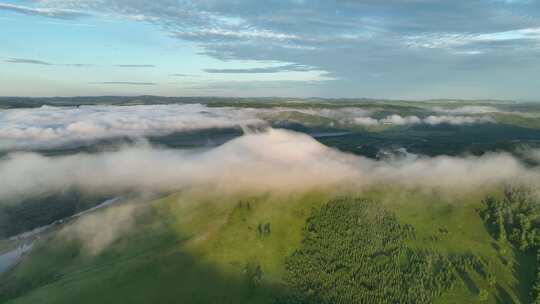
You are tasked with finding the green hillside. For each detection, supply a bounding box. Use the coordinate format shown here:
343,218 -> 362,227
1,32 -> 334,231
1,186 -> 537,303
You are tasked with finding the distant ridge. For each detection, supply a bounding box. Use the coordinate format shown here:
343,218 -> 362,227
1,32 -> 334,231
1,96 -> 536,109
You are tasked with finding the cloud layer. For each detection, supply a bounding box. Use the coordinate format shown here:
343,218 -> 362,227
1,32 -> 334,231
0,104 -> 265,150
0,128 -> 537,204
431,106 -> 501,115
0,104 -> 500,150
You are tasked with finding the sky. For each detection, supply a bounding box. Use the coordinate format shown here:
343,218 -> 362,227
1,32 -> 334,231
0,0 -> 539,99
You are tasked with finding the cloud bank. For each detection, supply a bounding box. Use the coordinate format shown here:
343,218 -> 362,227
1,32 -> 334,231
351,114 -> 493,127
432,106 -> 501,115
0,104 -> 265,150
0,104 -> 499,150
0,128 -> 538,204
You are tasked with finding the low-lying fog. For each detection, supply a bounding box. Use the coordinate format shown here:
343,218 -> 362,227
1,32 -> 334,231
0,104 -> 502,150
1,128 -> 539,204
0,104 -> 538,256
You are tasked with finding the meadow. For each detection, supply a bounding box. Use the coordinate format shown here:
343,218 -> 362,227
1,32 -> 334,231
1,185 -> 536,303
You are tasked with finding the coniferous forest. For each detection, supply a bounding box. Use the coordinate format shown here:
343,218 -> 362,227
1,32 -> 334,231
278,198 -> 484,304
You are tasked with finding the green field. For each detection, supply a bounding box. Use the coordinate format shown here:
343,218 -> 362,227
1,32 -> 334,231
1,186 -> 536,303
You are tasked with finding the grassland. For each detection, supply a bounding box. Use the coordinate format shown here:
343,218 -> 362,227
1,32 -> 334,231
0,187 -> 536,303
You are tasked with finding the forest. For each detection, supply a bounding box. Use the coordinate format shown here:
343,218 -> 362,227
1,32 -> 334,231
278,198 -> 489,303
481,186 -> 540,302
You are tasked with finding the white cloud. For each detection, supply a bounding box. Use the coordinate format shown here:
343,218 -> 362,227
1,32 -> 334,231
0,128 -> 537,204
423,115 -> 494,125
352,117 -> 379,126
59,202 -> 137,255
381,114 -> 422,125
283,107 -> 374,119
0,3 -> 87,18
173,28 -> 300,41
0,104 -> 265,150
432,106 -> 500,115
350,114 -> 492,127
0,105 -> 499,150
527,149 -> 540,162
4,0 -> 540,99
405,27 -> 540,50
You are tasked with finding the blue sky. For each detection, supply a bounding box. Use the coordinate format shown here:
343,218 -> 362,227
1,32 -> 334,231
1,0 -> 539,99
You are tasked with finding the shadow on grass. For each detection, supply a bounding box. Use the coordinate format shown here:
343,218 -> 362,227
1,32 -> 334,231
512,248 -> 536,304
495,284 -> 513,304
456,270 -> 479,295
0,229 -> 289,304
0,197 -> 288,304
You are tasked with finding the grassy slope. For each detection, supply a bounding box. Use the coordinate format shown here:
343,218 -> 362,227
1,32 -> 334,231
1,188 -> 535,303
0,191 -> 332,304
364,188 -> 534,303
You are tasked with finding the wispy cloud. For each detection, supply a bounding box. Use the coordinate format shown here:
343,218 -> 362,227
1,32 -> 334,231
113,65 -> 156,68
5,58 -> 52,65
405,27 -> 540,50
204,63 -> 315,74
169,73 -> 198,77
0,3 -> 88,19
5,58 -> 93,67
4,58 -> 157,69
62,63 -> 96,67
88,82 -> 157,85
172,28 -> 301,42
